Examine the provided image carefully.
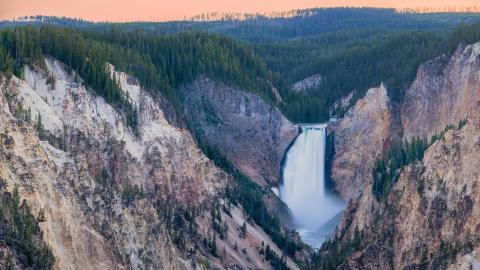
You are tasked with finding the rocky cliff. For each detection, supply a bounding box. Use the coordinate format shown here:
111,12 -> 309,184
180,77 -> 298,186
401,43 -> 480,141
330,84 -> 399,199
331,42 -> 480,198
316,42 -> 480,269
0,58 -> 300,270
319,104 -> 480,270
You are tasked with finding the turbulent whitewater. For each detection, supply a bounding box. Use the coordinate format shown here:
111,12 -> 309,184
280,124 -> 345,247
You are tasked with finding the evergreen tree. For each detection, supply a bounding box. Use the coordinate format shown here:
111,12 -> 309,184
26,107 -> 32,123
241,221 -> 247,238
35,113 -> 44,134
210,234 -> 217,256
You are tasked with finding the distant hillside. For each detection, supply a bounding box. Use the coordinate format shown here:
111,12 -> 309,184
2,9 -> 480,123
0,15 -> 94,29
107,8 -> 480,42
0,26 -> 276,122
3,8 -> 480,41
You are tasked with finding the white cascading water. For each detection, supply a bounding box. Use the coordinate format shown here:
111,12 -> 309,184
280,124 -> 345,247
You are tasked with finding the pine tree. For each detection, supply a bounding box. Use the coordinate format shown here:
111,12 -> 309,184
210,234 -> 217,256
241,221 -> 247,238
35,113 -> 44,134
25,107 -> 32,123
3,52 -> 14,78
38,208 -> 46,223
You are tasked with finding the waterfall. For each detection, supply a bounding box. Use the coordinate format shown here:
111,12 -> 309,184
280,124 -> 345,247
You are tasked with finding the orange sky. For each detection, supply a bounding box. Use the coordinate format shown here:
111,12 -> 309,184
1,0 -> 479,22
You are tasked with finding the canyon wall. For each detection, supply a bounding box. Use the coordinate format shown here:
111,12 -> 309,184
331,42 -> 480,199
331,84 -> 399,199
0,58 -> 299,270
402,43 -> 480,141
180,77 -> 298,186
320,41 -> 480,270
332,105 -> 480,269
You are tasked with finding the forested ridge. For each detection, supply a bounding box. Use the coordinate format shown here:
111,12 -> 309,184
85,28 -> 277,105
0,26 -> 278,126
259,22 -> 480,122
6,8 -> 479,41
3,10 -> 480,124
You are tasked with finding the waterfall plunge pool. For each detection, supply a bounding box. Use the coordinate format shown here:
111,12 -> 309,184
280,124 -> 345,248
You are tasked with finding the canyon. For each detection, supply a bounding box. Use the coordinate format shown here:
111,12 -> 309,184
1,16 -> 480,270
313,41 -> 480,269
0,58 -> 302,269
180,77 -> 298,186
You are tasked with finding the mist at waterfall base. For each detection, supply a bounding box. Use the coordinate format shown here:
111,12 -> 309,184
280,124 -> 345,248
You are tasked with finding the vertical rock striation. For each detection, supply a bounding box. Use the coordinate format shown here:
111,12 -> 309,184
401,43 -> 480,141
180,77 -> 298,186
320,41 -> 480,269
0,58 -> 299,270
331,84 -> 399,199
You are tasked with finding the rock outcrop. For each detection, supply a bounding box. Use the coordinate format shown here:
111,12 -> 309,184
330,90 -> 356,117
291,74 -> 322,93
318,42 -> 480,269
331,84 -> 399,198
331,42 -> 480,199
327,104 -> 480,269
0,58 -> 299,270
401,43 -> 480,141
180,77 -> 298,185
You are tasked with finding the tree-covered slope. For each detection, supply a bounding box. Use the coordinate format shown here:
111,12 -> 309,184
0,26 -> 277,124
4,8 -> 480,42
272,22 -> 480,122
3,9 -> 480,124
0,184 -> 54,270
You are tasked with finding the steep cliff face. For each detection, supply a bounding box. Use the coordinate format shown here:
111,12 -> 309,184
331,84 -> 399,198
330,42 -> 480,198
0,59 -> 217,269
326,104 -> 480,270
401,43 -> 480,141
180,77 -> 298,185
315,42 -> 480,269
0,59 -> 299,270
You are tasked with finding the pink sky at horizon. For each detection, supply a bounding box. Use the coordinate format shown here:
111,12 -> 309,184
1,0 -> 479,22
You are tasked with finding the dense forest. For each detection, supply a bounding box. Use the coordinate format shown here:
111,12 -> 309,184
125,8 -> 480,42
101,19 -> 480,123
85,28 -> 277,105
90,9 -> 480,123
3,9 -> 480,122
0,183 -> 55,269
0,26 -> 279,127
259,22 -> 480,122
6,8 -> 479,41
